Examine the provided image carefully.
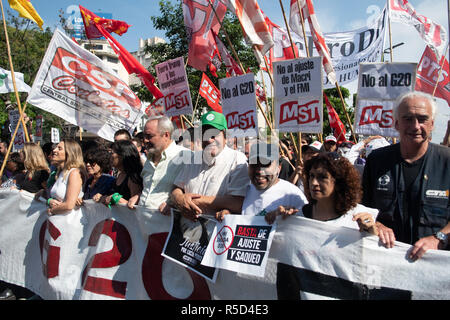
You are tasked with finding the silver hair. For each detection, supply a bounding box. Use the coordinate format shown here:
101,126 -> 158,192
393,91 -> 437,121
146,115 -> 174,135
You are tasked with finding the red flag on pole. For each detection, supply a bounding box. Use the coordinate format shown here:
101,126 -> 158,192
79,6 -> 163,99
79,5 -> 130,39
199,73 -> 222,113
416,45 -> 450,106
324,93 -> 347,144
182,0 -> 227,75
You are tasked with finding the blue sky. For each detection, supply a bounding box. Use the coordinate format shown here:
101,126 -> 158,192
10,0 -> 450,141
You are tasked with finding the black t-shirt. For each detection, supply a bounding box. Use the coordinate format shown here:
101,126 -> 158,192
400,155 -> 425,244
15,170 -> 50,193
279,157 -> 294,181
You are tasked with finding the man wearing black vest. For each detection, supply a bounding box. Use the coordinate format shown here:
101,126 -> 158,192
362,91 -> 450,261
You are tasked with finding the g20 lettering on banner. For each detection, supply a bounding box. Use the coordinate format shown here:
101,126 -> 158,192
39,219 -> 211,300
221,80 -> 254,99
361,72 -> 412,88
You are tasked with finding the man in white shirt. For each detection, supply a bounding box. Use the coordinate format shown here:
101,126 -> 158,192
216,141 -> 308,224
170,111 -> 249,221
129,116 -> 189,213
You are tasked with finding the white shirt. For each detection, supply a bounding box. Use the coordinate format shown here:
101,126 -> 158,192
139,141 -> 190,210
242,179 -> 308,216
174,145 -> 249,199
311,203 -> 379,230
50,168 -> 84,201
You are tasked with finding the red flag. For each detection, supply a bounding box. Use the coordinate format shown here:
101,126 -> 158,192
199,73 -> 222,113
264,14 -> 300,74
212,31 -> 243,77
80,6 -> 163,99
182,0 -> 227,74
79,6 -> 130,39
324,93 -> 346,144
416,45 -> 450,106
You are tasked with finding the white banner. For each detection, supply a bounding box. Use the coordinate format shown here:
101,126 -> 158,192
156,56 -> 193,118
219,73 -> 258,137
1,190 -> 449,300
202,215 -> 276,278
355,62 -> 416,136
27,29 -> 144,142
0,67 -> 31,93
274,57 -> 323,133
285,6 -> 387,88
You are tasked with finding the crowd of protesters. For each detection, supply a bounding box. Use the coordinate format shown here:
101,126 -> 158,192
0,91 -> 449,300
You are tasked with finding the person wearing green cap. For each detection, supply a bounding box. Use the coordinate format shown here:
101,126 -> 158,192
170,110 -> 250,221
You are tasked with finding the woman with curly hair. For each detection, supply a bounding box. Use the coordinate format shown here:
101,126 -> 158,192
301,152 -> 378,233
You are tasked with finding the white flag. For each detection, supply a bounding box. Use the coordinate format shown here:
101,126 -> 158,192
27,29 -> 144,142
0,67 -> 31,93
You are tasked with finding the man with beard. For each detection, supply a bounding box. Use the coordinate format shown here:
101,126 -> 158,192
128,116 -> 188,213
170,111 -> 249,221
216,141 -> 308,224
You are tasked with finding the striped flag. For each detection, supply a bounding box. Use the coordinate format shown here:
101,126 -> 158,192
290,0 -> 336,84
388,0 -> 447,61
226,0 -> 274,64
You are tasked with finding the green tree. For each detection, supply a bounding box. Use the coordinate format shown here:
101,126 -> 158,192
0,10 -> 67,143
134,0 -> 260,122
323,86 -> 355,140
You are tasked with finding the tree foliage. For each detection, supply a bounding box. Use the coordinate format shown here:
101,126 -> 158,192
0,10 -> 69,143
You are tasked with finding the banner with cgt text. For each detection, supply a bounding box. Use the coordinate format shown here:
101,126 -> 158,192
0,190 -> 449,300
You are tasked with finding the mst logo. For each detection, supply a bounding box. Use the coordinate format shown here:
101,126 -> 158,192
359,105 -> 394,128
279,100 -> 320,125
226,110 -> 255,130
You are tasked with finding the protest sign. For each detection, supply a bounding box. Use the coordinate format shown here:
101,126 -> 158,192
162,210 -> 218,283
156,56 -> 193,118
273,56 -> 323,133
202,215 -> 276,278
219,73 -> 258,137
8,110 -> 25,151
354,62 -> 416,136
34,115 -> 43,142
1,190 -> 450,300
27,29 -> 144,142
51,128 -> 60,143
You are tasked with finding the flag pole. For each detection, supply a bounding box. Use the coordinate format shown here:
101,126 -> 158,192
296,0 -> 310,55
387,0 -> 394,62
207,0 -> 275,135
278,0 -> 302,162
0,102 -> 28,178
432,44 -> 449,97
0,0 -> 30,142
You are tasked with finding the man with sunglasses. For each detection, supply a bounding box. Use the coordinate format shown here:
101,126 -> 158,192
170,111 -> 249,221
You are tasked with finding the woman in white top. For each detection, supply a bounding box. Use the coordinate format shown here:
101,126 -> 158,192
47,139 -> 87,216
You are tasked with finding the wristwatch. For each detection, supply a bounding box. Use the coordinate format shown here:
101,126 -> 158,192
434,231 -> 448,246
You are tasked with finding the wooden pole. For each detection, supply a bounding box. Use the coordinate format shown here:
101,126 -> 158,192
387,0 -> 394,62
279,0 -> 302,162
0,0 -> 30,142
0,102 -> 28,178
335,82 -> 357,142
191,92 -> 201,122
432,44 -> 449,97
